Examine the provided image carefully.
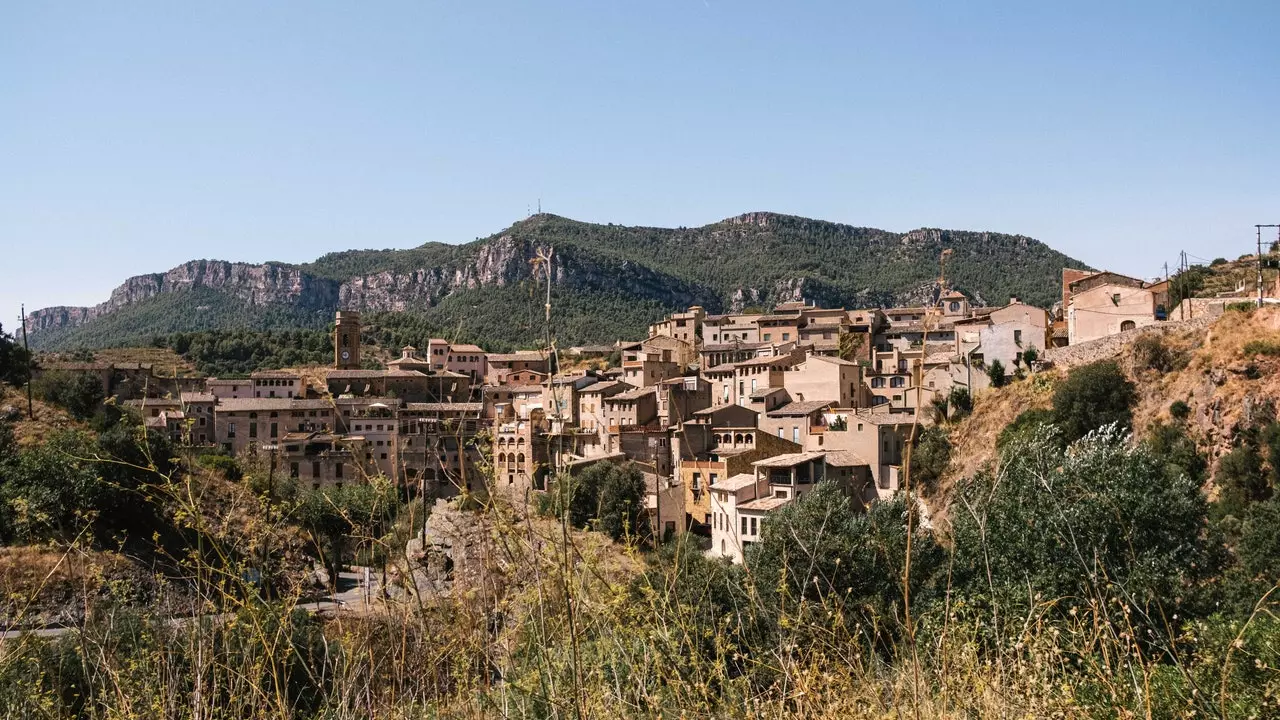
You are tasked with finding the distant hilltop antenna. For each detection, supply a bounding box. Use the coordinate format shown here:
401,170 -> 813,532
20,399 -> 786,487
537,198 -> 542,214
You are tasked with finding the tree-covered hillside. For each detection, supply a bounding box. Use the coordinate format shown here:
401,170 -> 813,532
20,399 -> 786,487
29,212 -> 1091,351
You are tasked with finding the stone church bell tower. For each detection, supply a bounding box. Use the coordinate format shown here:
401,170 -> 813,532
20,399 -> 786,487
334,311 -> 361,369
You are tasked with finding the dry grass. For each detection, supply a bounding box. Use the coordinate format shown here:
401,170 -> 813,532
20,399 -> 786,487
92,347 -> 199,376
0,385 -> 82,447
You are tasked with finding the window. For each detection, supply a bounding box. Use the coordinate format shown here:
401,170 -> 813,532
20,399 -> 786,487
290,462 -> 299,478
890,376 -> 905,388
1112,293 -> 1121,304
741,517 -> 748,535
270,423 -> 278,438
871,377 -> 885,388
762,333 -> 771,341
335,463 -> 344,479
228,423 -> 236,438
1121,320 -> 1136,332
949,301 -> 960,312
777,427 -> 784,438
1014,329 -> 1023,345
792,426 -> 800,443
750,517 -> 758,535
782,333 -> 790,341
249,423 -> 258,439
312,461 -> 321,477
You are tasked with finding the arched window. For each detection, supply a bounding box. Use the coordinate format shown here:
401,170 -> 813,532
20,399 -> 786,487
517,437 -> 526,447
517,453 -> 525,467
497,452 -> 506,464
734,433 -> 744,444
891,376 -> 905,388
745,434 -> 753,444
871,377 -> 886,388
1120,320 -> 1136,332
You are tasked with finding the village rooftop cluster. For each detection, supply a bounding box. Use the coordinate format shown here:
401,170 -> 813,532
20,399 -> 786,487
40,266 -> 1194,562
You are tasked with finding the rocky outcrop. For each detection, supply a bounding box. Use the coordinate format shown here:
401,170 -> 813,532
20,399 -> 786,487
26,260 -> 340,334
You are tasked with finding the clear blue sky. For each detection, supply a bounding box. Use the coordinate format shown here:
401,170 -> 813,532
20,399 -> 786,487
4,1 -> 1279,327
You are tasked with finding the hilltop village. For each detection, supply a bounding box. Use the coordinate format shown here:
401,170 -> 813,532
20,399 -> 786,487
35,266 -> 1203,562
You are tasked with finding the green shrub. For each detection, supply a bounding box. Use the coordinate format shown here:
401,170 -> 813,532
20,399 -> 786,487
986,359 -> 1008,388
952,426 -> 1213,632
908,427 -> 951,495
1242,338 -> 1280,357
1132,333 -> 1187,372
32,370 -> 105,421
1051,361 -> 1136,443
1169,399 -> 1191,421
997,407 -> 1056,451
198,454 -> 244,481
1226,301 -> 1257,314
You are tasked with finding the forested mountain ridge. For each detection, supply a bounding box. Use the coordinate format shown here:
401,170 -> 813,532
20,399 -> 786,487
25,212 -> 1090,351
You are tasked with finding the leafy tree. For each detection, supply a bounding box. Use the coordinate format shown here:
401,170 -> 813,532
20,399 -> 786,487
1050,361 -> 1136,444
986,359 -> 1007,388
1020,346 -> 1039,366
908,426 -> 951,495
0,324 -> 34,388
32,371 -> 105,421
996,407 -> 1056,452
747,484 -> 942,647
544,461 -> 650,544
1215,445 -> 1270,521
594,463 -> 650,544
1145,422 -> 1207,486
297,481 -> 398,593
947,387 -> 972,419
951,426 -> 1213,632
1169,400 -> 1191,421
1,431 -> 105,542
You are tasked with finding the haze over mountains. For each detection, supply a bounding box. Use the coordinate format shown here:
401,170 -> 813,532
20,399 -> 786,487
26,212 -> 1089,351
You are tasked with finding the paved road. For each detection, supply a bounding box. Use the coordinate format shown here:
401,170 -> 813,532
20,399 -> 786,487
1,567 -> 382,641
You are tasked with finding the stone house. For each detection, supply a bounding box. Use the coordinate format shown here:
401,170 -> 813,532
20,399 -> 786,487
648,306 -> 705,345
1066,271 -> 1165,345
803,409 -> 914,498
485,351 -> 552,385
214,398 -> 334,456
756,314 -> 802,344
954,300 -> 1051,389
180,392 -> 217,445
620,348 -> 682,387
207,378 -> 253,399
655,375 -> 711,428
759,400 -> 835,448
781,354 -> 865,408
280,432 -> 362,489
398,402 -> 486,497
249,370 -> 302,399
602,386 -> 658,433
445,343 -> 487,384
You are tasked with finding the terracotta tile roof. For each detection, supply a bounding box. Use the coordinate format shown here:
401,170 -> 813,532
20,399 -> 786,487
215,398 -> 333,412
180,392 -> 217,403
710,473 -> 758,491
753,451 -> 828,468
608,386 -> 656,401
738,496 -> 791,512
766,400 -> 835,417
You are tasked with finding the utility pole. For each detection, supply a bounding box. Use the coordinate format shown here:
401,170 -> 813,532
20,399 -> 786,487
19,305 -> 33,419
1254,225 -> 1280,307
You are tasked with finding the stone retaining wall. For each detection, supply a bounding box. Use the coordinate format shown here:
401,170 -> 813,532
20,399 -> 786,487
1043,316 -> 1213,369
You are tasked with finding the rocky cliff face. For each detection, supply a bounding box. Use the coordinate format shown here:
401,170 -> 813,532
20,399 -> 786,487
26,260 -> 341,334
337,235 -> 534,311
